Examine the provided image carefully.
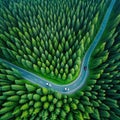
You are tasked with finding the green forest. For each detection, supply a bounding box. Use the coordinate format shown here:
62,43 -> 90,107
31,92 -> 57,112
0,0 -> 109,84
0,0 -> 120,120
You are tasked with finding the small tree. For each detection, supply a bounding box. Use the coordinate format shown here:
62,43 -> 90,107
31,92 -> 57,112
48,95 -> 53,102
43,102 -> 49,109
64,104 -> 70,113
70,68 -> 75,75
65,41 -> 69,51
68,74 -> 72,80
62,73 -> 66,80
41,67 -> 45,74
49,104 -> 54,112
71,103 -> 77,110
54,92 -> 62,99
41,96 -> 47,102
55,68 -> 58,76
67,113 -> 74,120
33,64 -> 39,72
33,47 -> 39,55
26,60 -> 32,68
42,88 -> 48,95
46,67 -> 50,74
68,59 -> 73,67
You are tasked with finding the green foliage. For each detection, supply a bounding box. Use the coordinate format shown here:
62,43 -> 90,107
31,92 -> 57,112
43,102 -> 49,109
33,94 -> 40,101
7,95 -> 20,101
0,0 -> 120,120
11,85 -> 25,90
0,112 -> 13,120
42,88 -> 49,95
0,0 -> 106,84
41,96 -> 47,102
25,84 -> 36,92
48,95 -> 53,102
71,103 -> 77,110
21,103 -> 29,110
64,104 -> 70,113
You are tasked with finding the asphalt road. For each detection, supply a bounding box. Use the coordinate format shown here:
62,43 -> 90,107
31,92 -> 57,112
0,0 -> 116,94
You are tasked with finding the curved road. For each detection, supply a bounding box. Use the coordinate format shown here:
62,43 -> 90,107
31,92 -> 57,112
0,0 -> 116,94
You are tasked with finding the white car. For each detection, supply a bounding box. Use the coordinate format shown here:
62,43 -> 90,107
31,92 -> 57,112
64,88 -> 69,91
46,83 -> 49,86
46,83 -> 52,87
64,88 -> 67,91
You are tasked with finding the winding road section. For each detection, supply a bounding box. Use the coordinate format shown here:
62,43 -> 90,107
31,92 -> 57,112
0,0 -> 116,94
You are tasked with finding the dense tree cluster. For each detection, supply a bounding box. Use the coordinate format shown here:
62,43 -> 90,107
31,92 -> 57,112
0,0 -> 120,120
0,0 -> 108,83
